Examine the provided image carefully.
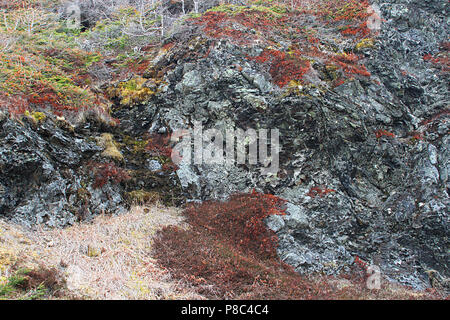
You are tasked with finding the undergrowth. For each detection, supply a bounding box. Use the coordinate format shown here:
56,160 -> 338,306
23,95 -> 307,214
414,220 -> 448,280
0,265 -> 67,300
192,1 -> 375,88
0,3 -> 111,120
153,191 -> 445,299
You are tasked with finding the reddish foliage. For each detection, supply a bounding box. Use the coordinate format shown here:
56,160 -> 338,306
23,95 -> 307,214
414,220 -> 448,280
307,187 -> 336,198
440,41 -> 450,52
419,109 -> 450,126
162,42 -> 174,51
340,22 -> 371,37
154,224 -> 329,299
184,191 -> 287,258
423,54 -> 434,62
18,266 -> 66,294
308,36 -> 320,44
334,61 -> 371,77
408,131 -> 424,141
329,0 -> 371,21
153,190 -> 445,299
340,256 -> 370,286
191,3 -> 375,86
0,44 -> 108,119
126,58 -> 151,75
333,78 -> 345,87
331,53 -> 371,77
375,129 -> 395,139
0,94 -> 29,116
153,191 -> 339,299
162,162 -> 179,172
354,256 -> 369,271
144,133 -> 179,172
90,162 -> 130,189
27,84 -> 63,110
423,53 -> 450,72
193,10 -> 286,44
193,11 -> 245,42
336,53 -> 360,64
251,48 -> 311,87
111,117 -> 121,126
0,0 -> 39,9
145,133 -> 173,158
298,0 -> 373,38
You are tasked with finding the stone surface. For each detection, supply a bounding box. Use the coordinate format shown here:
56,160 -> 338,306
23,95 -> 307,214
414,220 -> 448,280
0,0 -> 448,291
122,0 -> 448,290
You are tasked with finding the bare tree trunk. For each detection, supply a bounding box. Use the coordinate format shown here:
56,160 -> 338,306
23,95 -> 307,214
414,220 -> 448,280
193,1 -> 199,14
160,12 -> 164,38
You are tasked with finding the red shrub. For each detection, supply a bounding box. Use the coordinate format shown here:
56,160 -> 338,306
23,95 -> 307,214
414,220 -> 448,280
153,190 -> 445,299
192,10 -> 284,44
0,0 -> 40,9
153,191 -> 339,299
440,42 -> 450,52
419,109 -> 450,126
126,58 -> 151,75
340,22 -> 371,37
251,49 -> 311,87
145,133 -> 172,158
190,3 -> 374,86
408,131 -> 424,141
375,129 -> 395,139
336,53 -> 360,63
161,162 -> 178,172
0,93 -> 29,116
153,224 -> 334,299
184,191 -> 286,258
354,255 -> 369,271
333,78 -> 346,87
423,53 -> 450,72
90,162 -> 130,189
423,54 -> 434,62
334,57 -> 371,77
307,187 -> 336,198
27,84 -> 62,110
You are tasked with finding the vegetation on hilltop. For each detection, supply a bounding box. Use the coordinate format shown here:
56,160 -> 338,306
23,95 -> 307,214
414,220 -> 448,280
0,0 -> 380,122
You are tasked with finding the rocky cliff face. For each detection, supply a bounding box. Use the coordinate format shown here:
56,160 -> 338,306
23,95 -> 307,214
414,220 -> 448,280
0,0 -> 448,290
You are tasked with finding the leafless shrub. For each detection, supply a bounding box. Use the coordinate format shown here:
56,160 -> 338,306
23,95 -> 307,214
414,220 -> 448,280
1,2 -> 51,36
119,0 -> 166,38
0,33 -> 15,52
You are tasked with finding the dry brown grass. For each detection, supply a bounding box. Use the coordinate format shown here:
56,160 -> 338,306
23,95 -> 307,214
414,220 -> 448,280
0,204 -> 204,300
1,200 -> 445,300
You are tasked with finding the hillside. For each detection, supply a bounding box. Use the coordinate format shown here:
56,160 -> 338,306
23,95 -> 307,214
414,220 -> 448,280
0,0 -> 448,299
